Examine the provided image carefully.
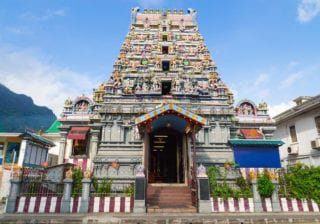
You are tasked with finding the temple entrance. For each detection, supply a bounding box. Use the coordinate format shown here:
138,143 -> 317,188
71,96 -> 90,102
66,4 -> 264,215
148,127 -> 184,184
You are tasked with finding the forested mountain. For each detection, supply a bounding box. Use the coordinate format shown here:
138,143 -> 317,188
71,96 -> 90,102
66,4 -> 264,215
0,83 -> 56,132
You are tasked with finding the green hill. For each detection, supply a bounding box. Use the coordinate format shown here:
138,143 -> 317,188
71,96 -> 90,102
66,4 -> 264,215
0,83 -> 57,132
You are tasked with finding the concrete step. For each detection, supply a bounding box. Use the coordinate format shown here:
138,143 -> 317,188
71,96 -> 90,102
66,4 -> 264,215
146,185 -> 194,211
147,205 -> 197,213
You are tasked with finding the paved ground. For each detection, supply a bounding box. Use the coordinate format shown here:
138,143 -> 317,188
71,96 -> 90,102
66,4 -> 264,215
1,203 -> 320,224
0,212 -> 320,223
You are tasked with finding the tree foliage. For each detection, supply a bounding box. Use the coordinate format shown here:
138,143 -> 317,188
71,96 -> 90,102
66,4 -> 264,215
279,163 -> 320,204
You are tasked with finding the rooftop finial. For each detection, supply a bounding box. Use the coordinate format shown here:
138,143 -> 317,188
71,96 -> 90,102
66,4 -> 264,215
174,9 -> 177,15
180,9 -> 183,15
150,9 -> 154,14
156,8 -> 159,15
167,9 -> 171,15
143,9 -> 147,14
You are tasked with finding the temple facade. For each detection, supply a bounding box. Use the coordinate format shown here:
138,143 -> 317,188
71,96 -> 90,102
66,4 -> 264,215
57,8 -> 276,187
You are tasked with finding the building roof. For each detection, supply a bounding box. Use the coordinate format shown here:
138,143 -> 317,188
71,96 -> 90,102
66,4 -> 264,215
273,95 -> 320,124
19,131 -> 55,147
45,120 -> 61,133
229,139 -> 284,146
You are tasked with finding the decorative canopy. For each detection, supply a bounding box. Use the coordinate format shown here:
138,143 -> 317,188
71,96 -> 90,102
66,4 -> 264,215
67,127 -> 90,140
135,104 -> 206,133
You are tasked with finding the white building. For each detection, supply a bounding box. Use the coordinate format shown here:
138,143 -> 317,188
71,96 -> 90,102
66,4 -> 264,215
273,95 -> 320,167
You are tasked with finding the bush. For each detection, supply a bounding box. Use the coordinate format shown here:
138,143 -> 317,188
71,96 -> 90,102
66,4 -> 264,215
280,163 -> 320,204
257,172 -> 275,198
72,168 -> 83,197
97,177 -> 113,195
207,165 -> 252,199
124,184 -> 134,197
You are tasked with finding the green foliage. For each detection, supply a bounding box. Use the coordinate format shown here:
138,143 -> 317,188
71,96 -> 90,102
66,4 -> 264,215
279,163 -> 320,204
124,184 -> 134,197
207,165 -> 252,199
72,168 -> 83,197
97,177 -> 113,195
257,172 -> 275,198
28,180 -> 41,194
91,176 -> 99,192
236,176 -> 253,198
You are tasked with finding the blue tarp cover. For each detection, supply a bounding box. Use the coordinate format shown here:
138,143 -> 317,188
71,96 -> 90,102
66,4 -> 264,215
233,146 -> 281,168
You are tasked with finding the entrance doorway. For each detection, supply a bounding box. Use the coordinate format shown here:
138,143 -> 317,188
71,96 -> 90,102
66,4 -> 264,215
148,127 -> 184,183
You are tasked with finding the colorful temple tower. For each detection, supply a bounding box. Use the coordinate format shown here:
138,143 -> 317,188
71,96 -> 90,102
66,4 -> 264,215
58,8 -> 277,188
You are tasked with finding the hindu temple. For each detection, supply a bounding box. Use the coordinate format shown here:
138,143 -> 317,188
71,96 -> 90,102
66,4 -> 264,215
57,8 -> 279,211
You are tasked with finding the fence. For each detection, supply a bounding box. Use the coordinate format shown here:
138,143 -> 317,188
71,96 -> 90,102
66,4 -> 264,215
7,168 -> 135,213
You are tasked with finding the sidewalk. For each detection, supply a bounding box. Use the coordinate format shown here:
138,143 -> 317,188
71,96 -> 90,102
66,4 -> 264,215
0,212 -> 320,223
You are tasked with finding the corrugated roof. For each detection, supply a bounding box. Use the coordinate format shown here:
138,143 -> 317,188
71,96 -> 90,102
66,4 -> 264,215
19,131 -> 55,147
229,139 -> 284,146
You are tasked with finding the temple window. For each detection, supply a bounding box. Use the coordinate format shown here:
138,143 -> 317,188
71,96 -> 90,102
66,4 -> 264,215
289,125 -> 298,143
163,27 -> 167,32
162,46 -> 168,54
162,61 -> 170,71
72,139 -> 88,156
162,81 -> 171,95
67,127 -> 90,156
162,34 -> 167,41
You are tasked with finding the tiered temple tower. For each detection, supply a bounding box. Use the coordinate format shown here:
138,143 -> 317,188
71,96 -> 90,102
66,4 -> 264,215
92,8 -> 235,182
60,8 -> 238,185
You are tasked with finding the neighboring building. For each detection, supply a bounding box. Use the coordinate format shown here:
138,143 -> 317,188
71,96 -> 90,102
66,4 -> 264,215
273,95 -> 320,167
0,132 -> 21,198
57,7 -> 281,190
0,131 -> 55,199
43,120 -> 61,167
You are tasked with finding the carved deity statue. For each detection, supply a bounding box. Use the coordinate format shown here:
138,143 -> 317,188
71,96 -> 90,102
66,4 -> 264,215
131,7 -> 140,25
188,8 -> 198,25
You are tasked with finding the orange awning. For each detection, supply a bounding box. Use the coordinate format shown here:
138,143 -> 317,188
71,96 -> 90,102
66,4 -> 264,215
67,127 -> 90,140
240,129 -> 264,139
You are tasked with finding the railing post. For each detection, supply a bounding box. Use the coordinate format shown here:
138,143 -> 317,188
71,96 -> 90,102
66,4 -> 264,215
61,178 -> 73,213
6,176 -> 22,213
197,165 -> 211,213
133,165 -> 146,213
250,180 -> 263,212
271,180 -> 281,212
79,178 -> 91,213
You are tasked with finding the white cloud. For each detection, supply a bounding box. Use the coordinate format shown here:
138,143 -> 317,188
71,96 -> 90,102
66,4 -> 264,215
21,9 -> 66,22
279,71 -> 304,89
232,73 -> 271,103
254,73 -> 270,87
4,26 -> 32,35
269,101 -> 296,118
298,0 -> 320,23
0,46 -> 99,117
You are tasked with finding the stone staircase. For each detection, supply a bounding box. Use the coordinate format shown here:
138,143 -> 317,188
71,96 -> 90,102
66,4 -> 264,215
146,185 -> 197,213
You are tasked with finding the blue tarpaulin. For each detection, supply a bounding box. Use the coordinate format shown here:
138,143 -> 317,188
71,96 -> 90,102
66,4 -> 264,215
233,146 -> 281,168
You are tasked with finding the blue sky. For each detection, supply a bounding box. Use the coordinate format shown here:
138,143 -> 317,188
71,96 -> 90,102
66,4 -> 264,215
0,0 -> 319,117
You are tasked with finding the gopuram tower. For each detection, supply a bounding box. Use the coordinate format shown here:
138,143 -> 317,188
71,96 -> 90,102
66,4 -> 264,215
60,8 -> 235,187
